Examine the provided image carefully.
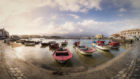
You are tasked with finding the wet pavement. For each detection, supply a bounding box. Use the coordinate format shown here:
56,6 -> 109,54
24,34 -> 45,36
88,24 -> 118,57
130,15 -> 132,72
130,42 -> 140,79
0,39 -> 139,79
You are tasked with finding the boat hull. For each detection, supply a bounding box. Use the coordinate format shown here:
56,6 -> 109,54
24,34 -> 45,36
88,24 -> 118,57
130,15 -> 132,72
92,43 -> 110,51
41,43 -> 49,46
110,46 -> 119,49
53,49 -> 72,64
75,47 -> 93,55
24,43 -> 36,46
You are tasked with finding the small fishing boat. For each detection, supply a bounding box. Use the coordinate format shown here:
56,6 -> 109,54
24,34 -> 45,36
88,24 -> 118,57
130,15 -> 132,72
41,42 -> 49,46
74,41 -> 80,47
49,41 -> 56,44
92,41 -> 110,51
108,41 -> 120,49
61,41 -> 68,46
49,43 -> 59,49
24,41 -> 36,46
76,45 -> 96,55
53,48 -> 72,63
35,41 -> 41,44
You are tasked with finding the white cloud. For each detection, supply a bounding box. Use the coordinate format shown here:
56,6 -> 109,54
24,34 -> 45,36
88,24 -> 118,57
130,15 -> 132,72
4,15 -> 140,36
130,0 -> 140,8
0,0 -> 102,35
38,19 -> 140,36
46,0 -> 102,12
0,0 -> 47,24
119,8 -> 127,12
0,0 -> 140,36
68,14 -> 79,19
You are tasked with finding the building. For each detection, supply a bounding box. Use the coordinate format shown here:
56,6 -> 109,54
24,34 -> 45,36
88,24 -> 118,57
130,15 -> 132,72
110,33 -> 120,39
96,34 -> 104,39
120,28 -> 140,39
0,28 -> 9,39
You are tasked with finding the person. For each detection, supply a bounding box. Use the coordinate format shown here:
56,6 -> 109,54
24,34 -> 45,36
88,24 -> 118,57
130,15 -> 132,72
130,39 -> 133,44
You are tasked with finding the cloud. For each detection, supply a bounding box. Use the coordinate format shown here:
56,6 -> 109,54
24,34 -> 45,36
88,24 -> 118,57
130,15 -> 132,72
0,0 -> 47,23
35,19 -> 140,36
68,14 -> 80,19
4,15 -> 140,36
0,0 -> 102,35
119,8 -> 127,12
130,0 -> 140,8
0,0 -> 140,36
45,0 -> 102,12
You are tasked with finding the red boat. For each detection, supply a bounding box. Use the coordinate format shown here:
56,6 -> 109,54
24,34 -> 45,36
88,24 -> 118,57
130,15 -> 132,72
108,41 -> 120,49
74,41 -> 80,47
53,48 -> 72,63
96,41 -> 105,45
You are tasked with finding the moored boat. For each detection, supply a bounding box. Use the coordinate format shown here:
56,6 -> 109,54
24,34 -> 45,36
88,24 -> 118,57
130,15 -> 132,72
53,48 -> 72,63
61,40 -> 68,46
24,41 -> 36,46
74,41 -> 80,47
92,41 -> 110,51
108,41 -> 120,49
35,41 -> 41,44
76,45 -> 96,55
49,43 -> 59,49
41,42 -> 49,46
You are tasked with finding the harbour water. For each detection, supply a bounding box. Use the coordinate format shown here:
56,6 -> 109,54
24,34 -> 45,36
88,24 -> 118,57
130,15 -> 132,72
9,39 -> 127,71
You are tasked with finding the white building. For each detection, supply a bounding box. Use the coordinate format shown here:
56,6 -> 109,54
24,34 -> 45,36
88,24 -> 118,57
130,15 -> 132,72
120,28 -> 140,39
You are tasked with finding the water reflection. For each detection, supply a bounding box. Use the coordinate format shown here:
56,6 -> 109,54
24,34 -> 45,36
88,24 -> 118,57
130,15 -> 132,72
11,39 -> 127,70
96,49 -> 114,58
76,50 -> 96,65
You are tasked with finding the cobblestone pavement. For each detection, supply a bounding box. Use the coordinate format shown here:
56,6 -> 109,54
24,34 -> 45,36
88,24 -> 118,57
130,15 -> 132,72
7,65 -> 27,79
112,41 -> 140,79
0,41 -> 11,79
130,42 -> 140,79
0,41 -> 27,79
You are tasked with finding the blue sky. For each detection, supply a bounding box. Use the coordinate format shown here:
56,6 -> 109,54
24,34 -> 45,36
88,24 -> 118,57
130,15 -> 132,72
0,0 -> 140,36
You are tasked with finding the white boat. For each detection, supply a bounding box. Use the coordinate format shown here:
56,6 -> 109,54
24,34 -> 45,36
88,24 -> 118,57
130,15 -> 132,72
92,41 -> 110,51
75,46 -> 96,55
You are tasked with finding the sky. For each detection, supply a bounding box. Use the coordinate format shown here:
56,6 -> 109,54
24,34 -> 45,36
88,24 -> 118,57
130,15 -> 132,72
0,0 -> 140,36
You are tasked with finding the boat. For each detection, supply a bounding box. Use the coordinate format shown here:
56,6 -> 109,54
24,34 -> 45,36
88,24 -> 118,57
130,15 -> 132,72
41,42 -> 49,46
24,41 -> 36,46
92,40 -> 110,51
35,41 -> 41,44
49,41 -> 56,44
53,48 -> 72,63
61,41 -> 68,46
75,45 -> 96,55
74,41 -> 80,47
49,43 -> 59,49
108,41 -> 120,49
